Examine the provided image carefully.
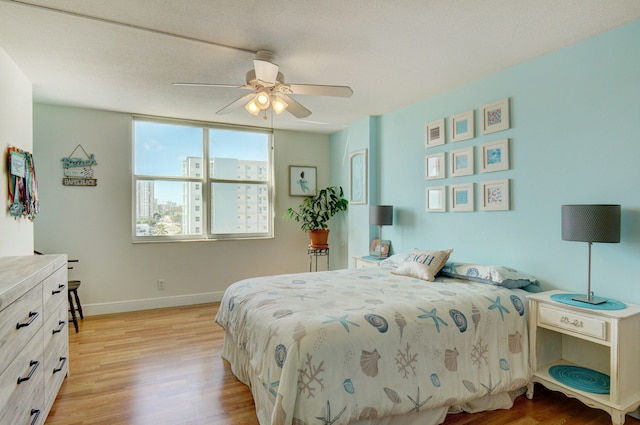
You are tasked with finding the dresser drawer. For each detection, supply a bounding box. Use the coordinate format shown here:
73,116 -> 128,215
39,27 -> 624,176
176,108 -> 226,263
0,328 -> 45,425
43,305 -> 69,408
539,304 -> 608,341
0,284 -> 43,376
42,265 -> 67,316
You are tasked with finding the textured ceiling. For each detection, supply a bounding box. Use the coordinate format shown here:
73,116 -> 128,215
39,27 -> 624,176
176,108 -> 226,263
1,0 -> 639,134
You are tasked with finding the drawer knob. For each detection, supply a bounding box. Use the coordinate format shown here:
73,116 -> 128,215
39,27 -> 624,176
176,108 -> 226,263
16,311 -> 39,329
52,283 -> 66,295
560,315 -> 584,328
30,409 -> 41,425
17,360 -> 40,384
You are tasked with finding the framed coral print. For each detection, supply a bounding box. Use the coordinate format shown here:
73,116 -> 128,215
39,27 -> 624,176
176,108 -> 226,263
450,183 -> 474,212
449,147 -> 474,177
481,98 -> 510,134
289,165 -> 317,197
481,179 -> 510,211
425,153 -> 445,180
425,118 -> 445,148
426,186 -> 446,212
480,139 -> 510,173
349,149 -> 368,205
451,110 -> 474,142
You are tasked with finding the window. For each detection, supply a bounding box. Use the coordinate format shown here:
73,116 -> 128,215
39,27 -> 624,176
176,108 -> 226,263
133,117 -> 272,241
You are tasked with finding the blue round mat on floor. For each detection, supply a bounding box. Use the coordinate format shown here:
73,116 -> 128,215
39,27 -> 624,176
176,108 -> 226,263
550,293 -> 626,310
549,365 -> 610,394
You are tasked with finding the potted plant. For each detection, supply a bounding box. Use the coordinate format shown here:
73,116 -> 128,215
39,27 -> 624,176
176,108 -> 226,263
285,186 -> 348,248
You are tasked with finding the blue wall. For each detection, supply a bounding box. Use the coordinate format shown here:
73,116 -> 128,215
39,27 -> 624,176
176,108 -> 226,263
332,19 -> 640,304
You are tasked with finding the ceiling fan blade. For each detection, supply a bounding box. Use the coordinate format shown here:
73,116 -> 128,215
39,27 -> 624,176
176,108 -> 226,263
216,93 -> 256,115
173,82 -> 253,89
288,84 -> 353,97
281,94 -> 312,118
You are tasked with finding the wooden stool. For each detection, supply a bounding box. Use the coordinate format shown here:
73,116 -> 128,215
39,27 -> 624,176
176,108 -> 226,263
68,280 -> 83,333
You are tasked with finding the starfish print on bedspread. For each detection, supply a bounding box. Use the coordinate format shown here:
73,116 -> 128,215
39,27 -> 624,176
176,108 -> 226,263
485,296 -> 510,321
416,307 -> 448,333
323,314 -> 360,332
262,368 -> 280,398
315,400 -> 347,425
407,387 -> 432,412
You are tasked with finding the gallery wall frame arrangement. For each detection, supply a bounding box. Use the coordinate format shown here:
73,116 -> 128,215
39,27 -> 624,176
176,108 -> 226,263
424,96 -> 512,214
349,148 -> 368,205
425,152 -> 445,180
480,139 -> 510,173
289,165 -> 317,197
425,118 -> 446,148
481,98 -> 510,135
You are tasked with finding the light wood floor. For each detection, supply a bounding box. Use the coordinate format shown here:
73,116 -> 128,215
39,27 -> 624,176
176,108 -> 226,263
46,303 -> 639,425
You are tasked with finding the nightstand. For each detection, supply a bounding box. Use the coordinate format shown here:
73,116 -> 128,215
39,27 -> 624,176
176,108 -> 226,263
352,255 -> 384,268
527,290 -> 640,424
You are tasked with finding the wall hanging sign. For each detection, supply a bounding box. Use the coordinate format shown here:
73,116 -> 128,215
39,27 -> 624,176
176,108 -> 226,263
6,145 -> 39,220
62,144 -> 97,186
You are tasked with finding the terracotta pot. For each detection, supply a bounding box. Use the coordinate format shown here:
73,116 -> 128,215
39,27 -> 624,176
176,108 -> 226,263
308,229 -> 330,249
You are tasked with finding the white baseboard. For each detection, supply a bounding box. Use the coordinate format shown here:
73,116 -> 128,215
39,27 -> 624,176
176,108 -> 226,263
81,291 -> 225,316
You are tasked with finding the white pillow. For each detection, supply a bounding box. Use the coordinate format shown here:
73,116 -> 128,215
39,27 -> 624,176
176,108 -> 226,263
392,248 -> 453,282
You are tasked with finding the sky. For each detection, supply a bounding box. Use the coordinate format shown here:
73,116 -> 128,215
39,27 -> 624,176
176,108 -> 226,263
134,120 -> 269,204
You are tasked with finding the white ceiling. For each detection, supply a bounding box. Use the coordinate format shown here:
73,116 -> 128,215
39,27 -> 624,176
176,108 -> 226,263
1,1 -> 639,134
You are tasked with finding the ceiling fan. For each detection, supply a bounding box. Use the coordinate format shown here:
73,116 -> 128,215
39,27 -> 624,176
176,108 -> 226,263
173,51 -> 353,119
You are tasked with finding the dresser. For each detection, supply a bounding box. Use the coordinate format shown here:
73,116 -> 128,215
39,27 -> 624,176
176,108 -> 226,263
0,254 -> 69,425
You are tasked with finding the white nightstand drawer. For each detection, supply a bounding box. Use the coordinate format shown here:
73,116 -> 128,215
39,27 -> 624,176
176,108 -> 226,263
539,305 -> 608,341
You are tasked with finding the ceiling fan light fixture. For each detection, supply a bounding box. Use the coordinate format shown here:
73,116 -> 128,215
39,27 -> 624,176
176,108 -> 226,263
254,91 -> 271,109
244,100 -> 260,115
272,97 -> 288,115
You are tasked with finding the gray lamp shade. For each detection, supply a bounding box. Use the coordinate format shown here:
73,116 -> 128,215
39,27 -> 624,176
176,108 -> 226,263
561,204 -> 621,243
370,205 -> 393,226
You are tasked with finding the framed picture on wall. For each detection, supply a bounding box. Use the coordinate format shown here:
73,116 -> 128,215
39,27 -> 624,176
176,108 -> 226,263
289,165 -> 317,197
349,149 -> 368,204
451,110 -> 474,142
480,139 -> 510,172
425,152 -> 445,180
481,179 -> 510,210
449,146 -> 474,177
450,183 -> 474,212
481,98 -> 510,134
426,186 -> 446,212
425,118 -> 445,148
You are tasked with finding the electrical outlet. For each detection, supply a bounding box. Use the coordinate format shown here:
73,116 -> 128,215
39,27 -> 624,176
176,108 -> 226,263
157,279 -> 165,290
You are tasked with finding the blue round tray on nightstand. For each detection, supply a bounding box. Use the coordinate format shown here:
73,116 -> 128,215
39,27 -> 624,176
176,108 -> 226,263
550,293 -> 626,310
549,365 -> 610,394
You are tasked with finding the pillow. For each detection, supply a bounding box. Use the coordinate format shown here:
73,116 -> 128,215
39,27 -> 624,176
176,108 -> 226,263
392,249 -> 453,281
440,262 -> 540,289
380,252 -> 411,269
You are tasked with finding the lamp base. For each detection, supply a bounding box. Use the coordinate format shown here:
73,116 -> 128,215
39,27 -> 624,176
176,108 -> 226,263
571,294 -> 607,305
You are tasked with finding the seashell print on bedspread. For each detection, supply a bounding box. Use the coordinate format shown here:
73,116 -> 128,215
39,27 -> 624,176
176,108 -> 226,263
215,267 -> 531,425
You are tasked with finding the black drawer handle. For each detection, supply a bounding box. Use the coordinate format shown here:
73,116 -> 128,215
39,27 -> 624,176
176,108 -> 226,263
52,320 -> 66,334
17,360 -> 40,384
52,283 -> 66,295
53,356 -> 67,374
16,311 -> 39,329
30,409 -> 41,425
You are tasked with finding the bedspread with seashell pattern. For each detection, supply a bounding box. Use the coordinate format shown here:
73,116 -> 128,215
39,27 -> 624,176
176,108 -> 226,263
215,266 -> 531,425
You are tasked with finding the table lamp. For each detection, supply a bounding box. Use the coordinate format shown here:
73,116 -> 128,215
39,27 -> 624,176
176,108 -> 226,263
561,204 -> 621,305
370,205 -> 393,258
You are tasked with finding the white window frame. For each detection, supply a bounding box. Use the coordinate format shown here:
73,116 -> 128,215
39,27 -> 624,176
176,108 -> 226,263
132,116 -> 274,242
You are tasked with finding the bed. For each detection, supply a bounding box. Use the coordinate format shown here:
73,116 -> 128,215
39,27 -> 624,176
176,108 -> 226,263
215,250 -> 539,425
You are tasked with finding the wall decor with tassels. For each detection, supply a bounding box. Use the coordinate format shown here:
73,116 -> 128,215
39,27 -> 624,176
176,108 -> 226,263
6,145 -> 39,220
